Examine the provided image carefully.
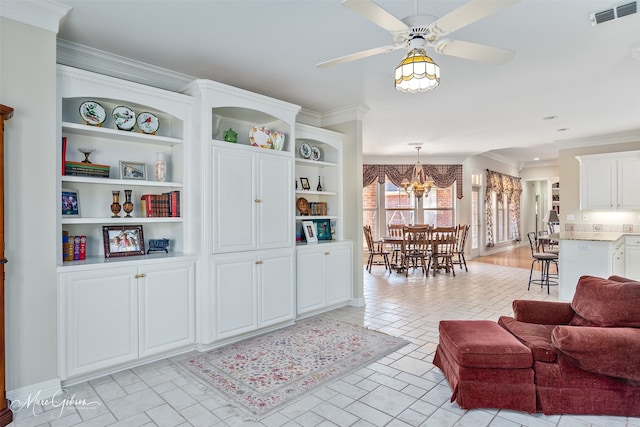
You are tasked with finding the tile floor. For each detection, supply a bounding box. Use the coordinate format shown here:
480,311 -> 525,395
10,261 -> 640,427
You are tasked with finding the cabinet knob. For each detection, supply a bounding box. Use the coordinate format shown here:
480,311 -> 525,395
254,199 -> 262,203
134,273 -> 145,279
324,252 -> 330,255
255,260 -> 263,265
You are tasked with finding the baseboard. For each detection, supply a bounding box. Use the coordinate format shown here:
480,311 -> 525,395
6,377 -> 62,406
349,297 -> 365,307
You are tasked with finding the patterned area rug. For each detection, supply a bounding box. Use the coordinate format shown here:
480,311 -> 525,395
172,315 -> 408,419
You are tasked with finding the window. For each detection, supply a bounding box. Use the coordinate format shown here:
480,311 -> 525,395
492,192 -> 516,243
423,186 -> 454,228
363,182 -> 378,240
385,181 -> 415,228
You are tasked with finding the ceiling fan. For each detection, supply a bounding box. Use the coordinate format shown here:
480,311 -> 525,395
318,0 -> 519,69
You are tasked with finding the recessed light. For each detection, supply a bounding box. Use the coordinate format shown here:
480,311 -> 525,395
408,142 -> 423,146
542,115 -> 558,120
557,128 -> 569,132
533,157 -> 540,161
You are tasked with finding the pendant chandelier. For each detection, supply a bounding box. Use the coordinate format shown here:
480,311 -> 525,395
394,37 -> 440,93
401,146 -> 433,201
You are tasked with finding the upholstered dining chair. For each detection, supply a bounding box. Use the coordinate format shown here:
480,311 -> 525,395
363,225 -> 391,273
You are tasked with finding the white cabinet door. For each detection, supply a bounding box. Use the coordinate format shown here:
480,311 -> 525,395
61,267 -> 138,379
212,253 -> 257,339
296,248 -> 326,315
296,241 -> 353,316
325,243 -> 352,306
617,159 -> 640,209
212,147 -> 256,253
257,154 -> 293,249
624,237 -> 640,280
580,158 -> 616,210
258,249 -> 295,327
139,262 -> 195,357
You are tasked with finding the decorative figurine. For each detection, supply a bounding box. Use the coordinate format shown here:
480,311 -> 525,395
223,128 -> 237,143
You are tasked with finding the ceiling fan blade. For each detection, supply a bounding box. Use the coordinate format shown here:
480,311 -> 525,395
435,39 -> 515,64
342,0 -> 409,33
430,0 -> 519,35
317,45 -> 400,68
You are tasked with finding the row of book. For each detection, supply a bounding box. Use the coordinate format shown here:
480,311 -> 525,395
140,191 -> 181,218
65,161 -> 110,178
305,202 -> 328,216
62,231 -> 86,261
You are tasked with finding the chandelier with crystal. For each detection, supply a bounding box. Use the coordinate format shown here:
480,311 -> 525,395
401,146 -> 433,201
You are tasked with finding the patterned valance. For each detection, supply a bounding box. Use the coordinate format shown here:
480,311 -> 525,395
363,164 -> 463,199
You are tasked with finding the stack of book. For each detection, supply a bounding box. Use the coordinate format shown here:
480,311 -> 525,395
62,231 -> 87,261
140,191 -> 180,218
65,161 -> 110,178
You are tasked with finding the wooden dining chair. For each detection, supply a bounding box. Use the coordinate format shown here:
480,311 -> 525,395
429,228 -> 457,276
387,224 -> 405,265
363,225 -> 391,273
402,226 -> 430,276
453,224 -> 470,271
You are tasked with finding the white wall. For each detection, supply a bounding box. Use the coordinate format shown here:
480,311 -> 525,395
1,17 -> 59,391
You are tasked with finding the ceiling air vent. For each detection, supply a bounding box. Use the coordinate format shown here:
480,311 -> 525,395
590,1 -> 637,26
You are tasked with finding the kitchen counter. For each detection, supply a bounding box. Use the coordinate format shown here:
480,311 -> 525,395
559,232 -> 624,242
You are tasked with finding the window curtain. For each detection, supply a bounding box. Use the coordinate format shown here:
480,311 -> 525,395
363,164 -> 463,199
485,169 -> 522,247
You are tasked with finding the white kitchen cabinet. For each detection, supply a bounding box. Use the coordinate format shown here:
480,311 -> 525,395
624,236 -> 640,281
577,152 -> 640,210
211,249 -> 295,341
211,144 -> 293,253
297,241 -> 353,316
59,260 -> 195,380
613,239 -> 625,277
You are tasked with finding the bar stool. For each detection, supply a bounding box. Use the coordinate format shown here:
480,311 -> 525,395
527,232 -> 558,294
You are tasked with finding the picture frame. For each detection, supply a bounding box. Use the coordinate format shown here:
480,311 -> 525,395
102,225 -> 146,258
119,161 -> 147,180
314,219 -> 332,240
302,220 -> 317,243
300,177 -> 310,190
61,188 -> 80,216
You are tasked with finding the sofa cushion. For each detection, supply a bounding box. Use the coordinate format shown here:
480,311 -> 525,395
438,320 -> 532,369
570,275 -> 640,327
551,325 -> 640,382
498,316 -> 557,362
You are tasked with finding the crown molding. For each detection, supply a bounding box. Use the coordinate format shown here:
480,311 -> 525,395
1,0 -> 71,33
479,151 -> 520,168
556,129 -> 640,149
297,108 -> 322,127
321,105 -> 369,127
56,39 -> 195,92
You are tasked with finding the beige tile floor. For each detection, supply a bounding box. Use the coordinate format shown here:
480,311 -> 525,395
10,261 -> 640,427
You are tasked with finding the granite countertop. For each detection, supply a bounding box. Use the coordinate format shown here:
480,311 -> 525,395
558,232 -> 626,242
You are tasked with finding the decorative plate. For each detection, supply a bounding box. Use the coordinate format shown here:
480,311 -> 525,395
249,126 -> 273,149
137,112 -> 159,134
310,146 -> 321,161
300,142 -> 311,159
79,101 -> 106,126
296,197 -> 309,215
112,106 -> 136,131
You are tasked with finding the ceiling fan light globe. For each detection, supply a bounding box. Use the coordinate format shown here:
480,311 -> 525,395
394,49 -> 440,93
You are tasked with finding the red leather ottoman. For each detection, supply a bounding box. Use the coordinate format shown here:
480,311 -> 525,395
433,320 -> 536,413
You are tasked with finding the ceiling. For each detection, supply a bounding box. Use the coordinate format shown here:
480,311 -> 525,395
55,0 -> 640,167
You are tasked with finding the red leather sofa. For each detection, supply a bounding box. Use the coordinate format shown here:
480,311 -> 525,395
434,275 -> 640,415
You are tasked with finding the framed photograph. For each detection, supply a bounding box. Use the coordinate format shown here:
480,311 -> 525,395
120,161 -> 147,180
302,220 -> 317,243
314,219 -> 332,240
300,177 -> 310,190
102,225 -> 146,258
62,188 -> 80,216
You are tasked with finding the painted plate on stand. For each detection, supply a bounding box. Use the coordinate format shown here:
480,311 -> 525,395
79,101 -> 106,126
112,106 -> 136,131
300,142 -> 311,159
137,112 -> 159,134
310,146 -> 321,161
249,126 -> 273,149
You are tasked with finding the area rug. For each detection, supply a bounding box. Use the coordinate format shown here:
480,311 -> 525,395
171,315 -> 408,419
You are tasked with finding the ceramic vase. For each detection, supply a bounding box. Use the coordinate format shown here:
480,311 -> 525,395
123,189 -> 134,217
155,152 -> 167,182
110,190 -> 121,218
